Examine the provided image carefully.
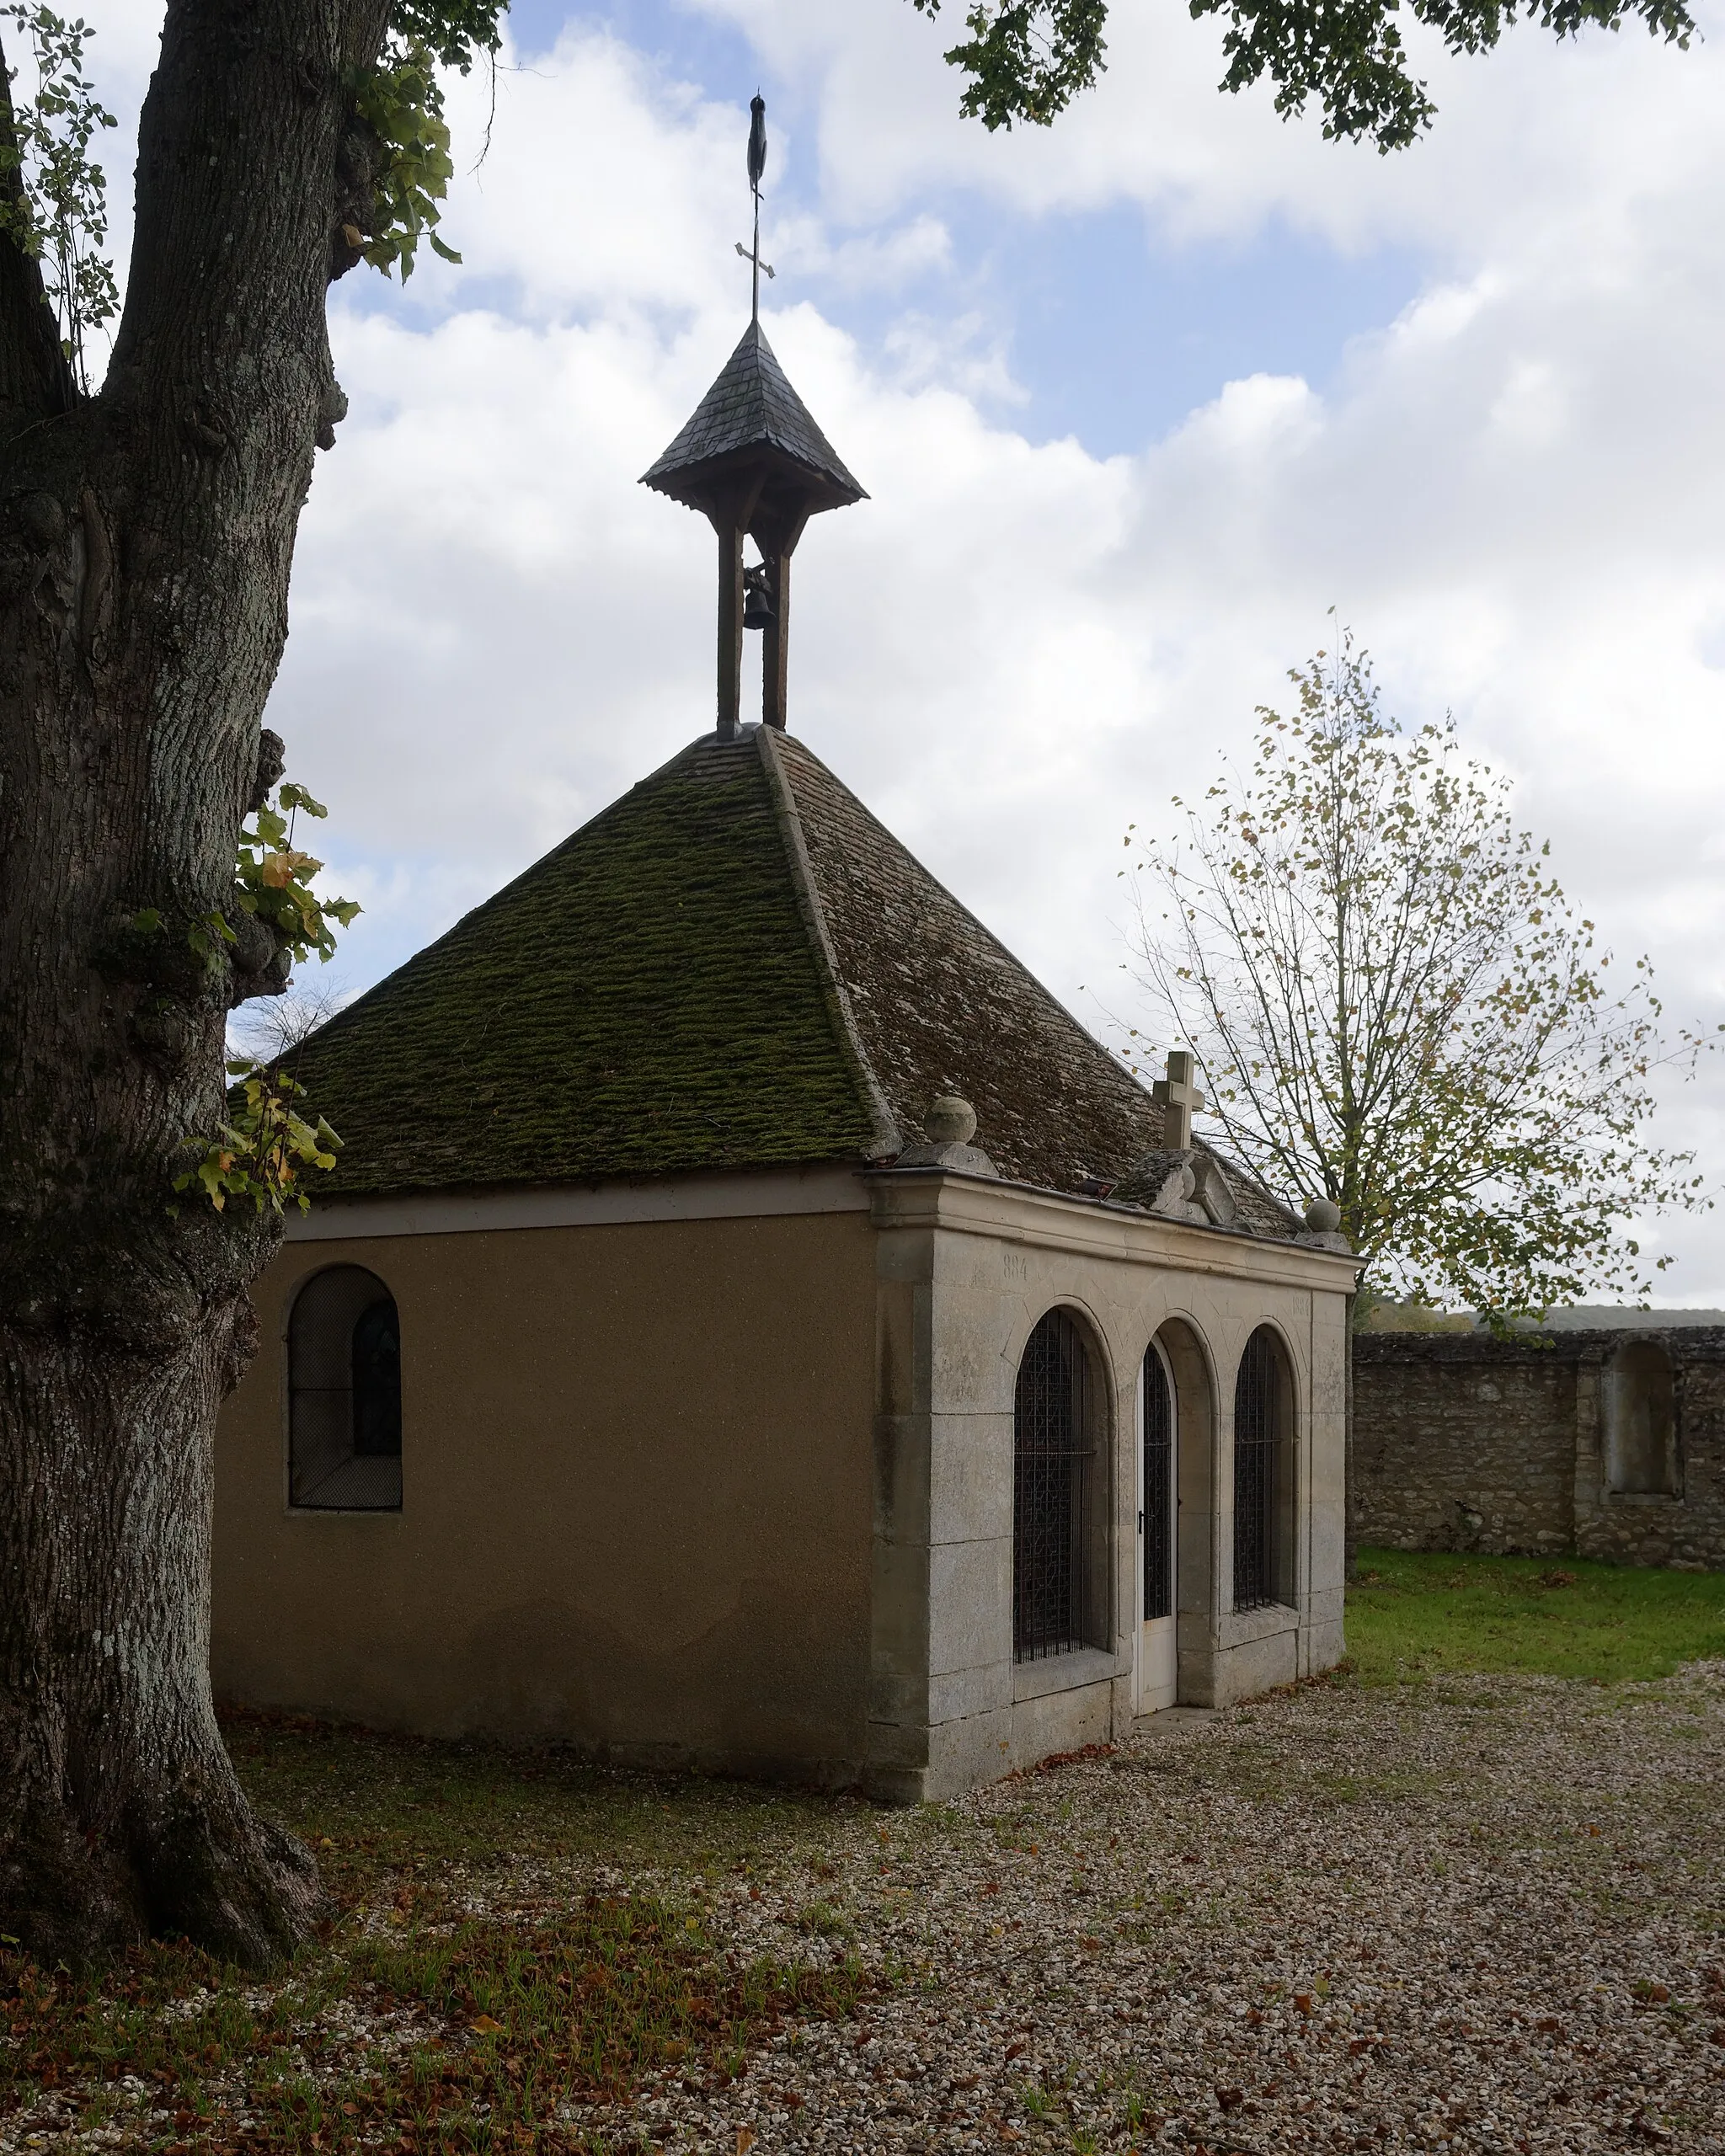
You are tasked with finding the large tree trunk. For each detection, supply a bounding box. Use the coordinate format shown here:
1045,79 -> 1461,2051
0,0 -> 389,1967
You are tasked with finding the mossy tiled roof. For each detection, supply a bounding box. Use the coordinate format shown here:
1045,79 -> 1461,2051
291,726 -> 1299,1238
776,734 -> 1164,1190
292,736 -> 875,1197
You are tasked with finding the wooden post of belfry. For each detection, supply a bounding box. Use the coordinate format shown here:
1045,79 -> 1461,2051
760,508 -> 809,730
761,550 -> 788,730
716,513 -> 745,742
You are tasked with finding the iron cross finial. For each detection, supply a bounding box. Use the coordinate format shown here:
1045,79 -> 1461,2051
734,93 -> 775,322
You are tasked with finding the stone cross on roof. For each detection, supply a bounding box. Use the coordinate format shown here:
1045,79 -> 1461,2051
1152,1048 -> 1205,1150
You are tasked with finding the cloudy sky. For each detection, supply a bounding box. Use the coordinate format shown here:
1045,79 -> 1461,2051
90,0 -> 1725,1300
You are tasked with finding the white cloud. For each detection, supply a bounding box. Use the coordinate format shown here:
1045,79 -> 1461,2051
702,0 -> 1722,267
74,2 -> 1725,1297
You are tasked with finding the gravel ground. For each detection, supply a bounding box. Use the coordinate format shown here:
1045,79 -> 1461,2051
596,1665 -> 1725,2156
3,1666 -> 1720,2153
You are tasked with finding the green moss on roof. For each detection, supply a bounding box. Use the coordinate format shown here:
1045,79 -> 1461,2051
292,737 -> 875,1196
288,725 -> 1295,1237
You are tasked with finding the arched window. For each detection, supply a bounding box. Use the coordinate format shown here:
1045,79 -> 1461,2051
1233,1326 -> 1291,1611
1014,1310 -> 1101,1662
1604,1340 -> 1678,1496
1142,1345 -> 1174,1623
289,1266 -> 403,1511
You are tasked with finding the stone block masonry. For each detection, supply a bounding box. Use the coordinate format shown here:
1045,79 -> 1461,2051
1353,1327 -> 1725,1570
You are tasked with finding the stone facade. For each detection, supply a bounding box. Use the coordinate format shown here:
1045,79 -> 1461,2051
1353,1328 -> 1725,1570
868,1171 -> 1352,1800
215,1162 -> 1356,1801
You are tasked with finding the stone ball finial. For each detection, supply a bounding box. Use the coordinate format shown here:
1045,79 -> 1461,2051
1305,1196 -> 1343,1234
925,1096 -> 977,1146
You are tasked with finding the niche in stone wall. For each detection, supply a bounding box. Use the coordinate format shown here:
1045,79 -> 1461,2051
1602,1340 -> 1679,1497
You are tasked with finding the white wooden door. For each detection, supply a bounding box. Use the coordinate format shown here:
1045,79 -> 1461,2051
1136,1342 -> 1178,1714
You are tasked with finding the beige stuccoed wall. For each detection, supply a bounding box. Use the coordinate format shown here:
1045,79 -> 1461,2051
214,1188 -> 879,1785
866,1173 -> 1355,1802
215,1165 -> 1354,1801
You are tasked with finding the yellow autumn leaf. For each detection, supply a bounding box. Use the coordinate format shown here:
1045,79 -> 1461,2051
259,851 -> 306,888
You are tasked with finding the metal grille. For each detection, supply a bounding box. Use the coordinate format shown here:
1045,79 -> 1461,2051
1142,1347 -> 1173,1621
1014,1310 -> 1094,1662
290,1266 -> 403,1511
351,1299 -> 403,1458
1233,1326 -> 1280,1611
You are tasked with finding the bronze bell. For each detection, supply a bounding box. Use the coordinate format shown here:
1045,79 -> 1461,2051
742,561 -> 774,632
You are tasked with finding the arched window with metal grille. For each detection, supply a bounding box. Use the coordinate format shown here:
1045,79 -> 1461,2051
1232,1326 -> 1289,1612
1142,1344 -> 1174,1623
289,1265 -> 403,1511
1013,1309 -> 1098,1662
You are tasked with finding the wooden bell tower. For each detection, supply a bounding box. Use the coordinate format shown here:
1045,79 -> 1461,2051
640,101 -> 866,739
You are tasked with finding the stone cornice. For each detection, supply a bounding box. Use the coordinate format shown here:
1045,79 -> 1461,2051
866,1168 -> 1359,1292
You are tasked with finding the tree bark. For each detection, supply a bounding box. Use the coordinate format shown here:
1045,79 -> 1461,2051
0,0 -> 390,1967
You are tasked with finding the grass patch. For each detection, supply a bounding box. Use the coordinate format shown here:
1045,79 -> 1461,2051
223,1708 -> 848,1885
2,1897 -> 868,2152
0,1715 -> 877,2153
1348,1546 -> 1725,1684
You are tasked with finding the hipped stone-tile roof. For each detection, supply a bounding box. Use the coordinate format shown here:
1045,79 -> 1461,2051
640,322 -> 865,508
289,726 -> 1295,1235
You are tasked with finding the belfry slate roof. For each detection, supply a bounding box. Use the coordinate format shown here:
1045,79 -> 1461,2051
288,727 -> 1297,1234
640,323 -> 866,506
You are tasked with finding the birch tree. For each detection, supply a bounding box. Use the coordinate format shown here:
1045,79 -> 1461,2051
1122,636 -> 1711,1317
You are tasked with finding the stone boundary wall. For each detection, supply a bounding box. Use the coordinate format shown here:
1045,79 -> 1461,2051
1353,1328 -> 1725,1571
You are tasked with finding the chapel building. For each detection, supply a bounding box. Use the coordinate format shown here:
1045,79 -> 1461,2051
212,303 -> 1357,1800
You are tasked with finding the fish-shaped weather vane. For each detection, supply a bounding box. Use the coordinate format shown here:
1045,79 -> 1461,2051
734,93 -> 774,321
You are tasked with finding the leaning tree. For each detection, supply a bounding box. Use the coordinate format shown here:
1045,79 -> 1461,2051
0,0 -> 500,1970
